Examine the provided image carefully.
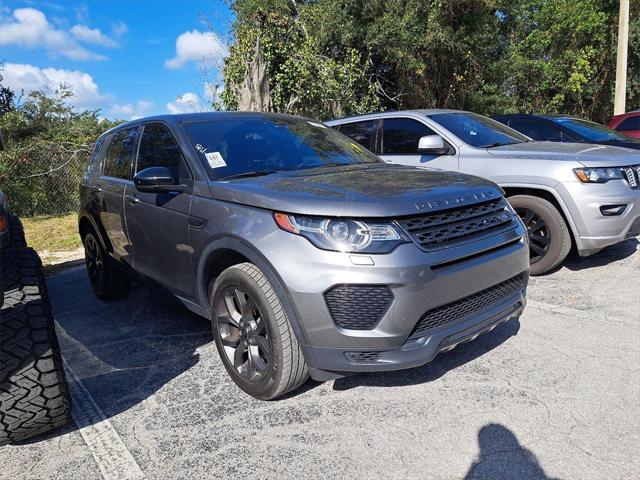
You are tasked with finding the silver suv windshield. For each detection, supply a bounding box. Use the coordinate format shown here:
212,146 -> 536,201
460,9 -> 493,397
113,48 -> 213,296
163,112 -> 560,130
183,114 -> 381,181
429,112 -> 529,148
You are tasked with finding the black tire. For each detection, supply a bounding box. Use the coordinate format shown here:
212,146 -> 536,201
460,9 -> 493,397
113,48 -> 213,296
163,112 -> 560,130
7,215 -> 27,248
508,195 -> 572,275
0,247 -> 71,445
83,231 -> 130,300
211,263 -> 308,400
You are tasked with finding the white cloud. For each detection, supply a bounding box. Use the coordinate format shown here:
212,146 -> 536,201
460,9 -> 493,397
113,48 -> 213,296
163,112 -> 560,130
2,63 -> 152,120
111,20 -> 128,37
2,62 -> 107,108
164,30 -> 227,70
109,100 -> 155,120
70,24 -> 118,48
166,92 -> 200,114
0,7 -> 117,61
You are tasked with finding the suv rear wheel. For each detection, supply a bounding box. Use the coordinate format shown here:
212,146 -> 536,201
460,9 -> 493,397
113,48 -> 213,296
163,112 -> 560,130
211,263 -> 308,400
508,195 -> 571,275
83,232 -> 131,300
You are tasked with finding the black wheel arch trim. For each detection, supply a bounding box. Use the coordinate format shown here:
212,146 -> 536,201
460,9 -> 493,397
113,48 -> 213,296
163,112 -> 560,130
196,236 -> 310,346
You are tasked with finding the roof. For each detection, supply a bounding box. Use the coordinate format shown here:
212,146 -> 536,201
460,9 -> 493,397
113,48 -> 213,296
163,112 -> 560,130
100,111 -> 314,137
325,109 -> 468,125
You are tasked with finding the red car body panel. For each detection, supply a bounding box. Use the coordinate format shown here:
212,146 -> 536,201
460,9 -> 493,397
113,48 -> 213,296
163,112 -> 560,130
608,111 -> 640,138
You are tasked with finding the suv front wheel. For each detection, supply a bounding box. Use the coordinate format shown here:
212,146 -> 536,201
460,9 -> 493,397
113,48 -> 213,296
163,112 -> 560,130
211,263 -> 308,400
508,195 -> 571,275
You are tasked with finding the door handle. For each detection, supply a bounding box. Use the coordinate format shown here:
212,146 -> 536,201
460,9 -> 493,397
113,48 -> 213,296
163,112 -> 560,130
126,195 -> 141,205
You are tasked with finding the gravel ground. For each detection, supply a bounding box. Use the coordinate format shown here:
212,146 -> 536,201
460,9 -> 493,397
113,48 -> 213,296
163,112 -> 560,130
2,239 -> 639,480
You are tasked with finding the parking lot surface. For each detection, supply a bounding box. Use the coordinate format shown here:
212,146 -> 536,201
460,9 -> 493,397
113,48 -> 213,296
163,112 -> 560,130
2,239 -> 639,480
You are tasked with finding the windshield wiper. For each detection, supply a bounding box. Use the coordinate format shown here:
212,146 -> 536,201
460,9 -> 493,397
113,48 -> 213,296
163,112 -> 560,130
218,170 -> 276,181
481,142 -> 516,148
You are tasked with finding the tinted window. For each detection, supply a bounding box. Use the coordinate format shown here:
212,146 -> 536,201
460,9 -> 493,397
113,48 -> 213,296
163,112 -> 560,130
554,118 -> 627,141
136,124 -> 191,180
184,115 -> 381,181
508,119 -> 566,141
429,113 -> 528,148
617,116 -> 640,131
335,121 -> 376,151
103,128 -> 138,179
382,118 -> 435,154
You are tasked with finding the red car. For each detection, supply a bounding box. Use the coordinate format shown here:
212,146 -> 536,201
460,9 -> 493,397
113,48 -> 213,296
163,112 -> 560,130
608,111 -> 640,138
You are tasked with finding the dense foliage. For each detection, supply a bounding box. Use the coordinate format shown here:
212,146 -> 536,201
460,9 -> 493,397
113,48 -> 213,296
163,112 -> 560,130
221,0 -> 640,122
0,80 -> 119,216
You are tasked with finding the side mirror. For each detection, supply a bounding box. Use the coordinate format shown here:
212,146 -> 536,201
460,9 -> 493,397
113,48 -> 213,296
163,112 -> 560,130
134,166 -> 185,193
418,135 -> 450,155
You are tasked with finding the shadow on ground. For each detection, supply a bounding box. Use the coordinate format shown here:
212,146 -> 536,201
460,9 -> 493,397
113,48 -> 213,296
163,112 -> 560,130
464,423 -> 560,480
563,238 -> 638,271
20,266 -> 213,443
333,317 -> 520,391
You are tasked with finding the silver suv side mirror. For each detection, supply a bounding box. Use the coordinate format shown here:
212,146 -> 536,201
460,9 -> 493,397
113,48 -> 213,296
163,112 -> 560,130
418,135 -> 449,155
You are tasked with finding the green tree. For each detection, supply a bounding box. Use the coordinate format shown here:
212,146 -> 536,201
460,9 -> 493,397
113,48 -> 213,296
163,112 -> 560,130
0,81 -> 119,216
221,0 -> 639,122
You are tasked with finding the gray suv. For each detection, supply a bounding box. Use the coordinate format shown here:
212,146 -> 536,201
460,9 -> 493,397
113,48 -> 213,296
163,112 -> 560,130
79,112 -> 529,399
328,110 -> 640,274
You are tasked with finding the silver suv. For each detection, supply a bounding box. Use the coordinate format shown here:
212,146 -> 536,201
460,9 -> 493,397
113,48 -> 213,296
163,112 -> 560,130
327,110 -> 640,274
79,112 -> 529,399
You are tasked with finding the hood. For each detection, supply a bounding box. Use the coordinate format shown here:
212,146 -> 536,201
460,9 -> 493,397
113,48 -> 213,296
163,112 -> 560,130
207,164 -> 501,218
487,141 -> 640,167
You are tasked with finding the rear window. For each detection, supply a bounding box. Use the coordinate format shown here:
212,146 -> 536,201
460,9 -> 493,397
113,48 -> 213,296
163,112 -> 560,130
554,118 -> 627,141
183,114 -> 381,181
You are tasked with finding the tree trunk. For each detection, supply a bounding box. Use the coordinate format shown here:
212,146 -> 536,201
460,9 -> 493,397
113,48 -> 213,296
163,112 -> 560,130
237,37 -> 272,112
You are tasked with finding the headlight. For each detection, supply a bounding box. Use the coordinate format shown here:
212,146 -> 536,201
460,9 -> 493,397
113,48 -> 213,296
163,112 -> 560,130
274,212 -> 406,253
574,167 -> 626,183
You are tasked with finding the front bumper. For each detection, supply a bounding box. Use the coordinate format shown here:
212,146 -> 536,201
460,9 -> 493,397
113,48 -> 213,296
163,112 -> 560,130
560,180 -> 640,256
259,221 -> 529,378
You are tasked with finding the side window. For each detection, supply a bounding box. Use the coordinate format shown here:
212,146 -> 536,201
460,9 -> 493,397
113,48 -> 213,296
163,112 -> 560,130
136,123 -> 191,180
382,118 -> 435,154
335,121 -> 377,151
86,136 -> 106,178
509,119 -> 563,141
617,116 -> 640,131
103,128 -> 138,179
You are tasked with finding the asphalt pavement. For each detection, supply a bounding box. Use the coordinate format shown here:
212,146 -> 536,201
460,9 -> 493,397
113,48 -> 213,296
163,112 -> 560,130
2,239 -> 639,480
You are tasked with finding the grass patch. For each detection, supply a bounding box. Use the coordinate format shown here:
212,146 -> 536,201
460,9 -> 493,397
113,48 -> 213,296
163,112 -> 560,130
22,213 -> 81,252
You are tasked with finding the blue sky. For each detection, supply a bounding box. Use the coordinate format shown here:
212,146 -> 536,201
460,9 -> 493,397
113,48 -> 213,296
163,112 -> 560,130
0,0 -> 233,119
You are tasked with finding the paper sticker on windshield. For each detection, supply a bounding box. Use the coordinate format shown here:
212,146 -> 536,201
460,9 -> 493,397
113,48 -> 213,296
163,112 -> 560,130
205,151 -> 226,169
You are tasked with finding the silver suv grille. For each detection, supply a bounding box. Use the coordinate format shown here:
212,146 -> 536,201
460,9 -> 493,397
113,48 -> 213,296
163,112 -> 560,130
396,198 -> 514,251
622,166 -> 640,189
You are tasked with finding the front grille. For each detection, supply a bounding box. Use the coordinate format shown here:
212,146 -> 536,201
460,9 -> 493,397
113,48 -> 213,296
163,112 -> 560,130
324,285 -> 393,330
409,274 -> 525,338
621,166 -> 640,189
397,199 -> 514,251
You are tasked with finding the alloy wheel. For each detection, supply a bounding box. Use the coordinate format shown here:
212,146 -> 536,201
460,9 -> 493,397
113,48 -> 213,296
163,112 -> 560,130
84,235 -> 105,292
516,207 -> 551,263
216,287 -> 270,383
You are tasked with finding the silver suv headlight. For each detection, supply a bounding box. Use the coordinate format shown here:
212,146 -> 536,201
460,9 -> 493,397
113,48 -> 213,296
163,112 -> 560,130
274,212 -> 408,253
574,166 -> 639,187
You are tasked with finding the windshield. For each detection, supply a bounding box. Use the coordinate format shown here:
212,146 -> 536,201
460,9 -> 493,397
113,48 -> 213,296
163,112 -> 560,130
553,117 -> 629,142
429,112 -> 528,148
183,114 -> 381,180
